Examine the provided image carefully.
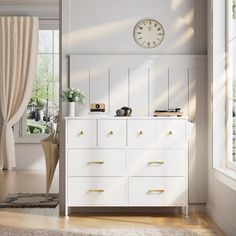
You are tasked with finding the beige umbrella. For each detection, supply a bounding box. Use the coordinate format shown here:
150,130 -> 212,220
41,123 -> 59,200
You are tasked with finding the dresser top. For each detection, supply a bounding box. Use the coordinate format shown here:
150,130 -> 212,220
65,116 -> 189,120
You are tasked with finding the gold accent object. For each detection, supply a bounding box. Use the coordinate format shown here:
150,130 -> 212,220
87,161 -> 104,164
148,161 -> 164,165
109,131 -> 114,135
139,131 -> 143,135
148,189 -> 165,193
79,131 -> 84,135
88,189 -> 104,193
168,131 -> 173,135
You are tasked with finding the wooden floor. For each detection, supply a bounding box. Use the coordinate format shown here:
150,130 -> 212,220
0,170 -> 224,235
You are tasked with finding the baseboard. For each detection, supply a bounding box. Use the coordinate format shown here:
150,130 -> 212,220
206,204 -> 236,236
189,203 -> 206,213
68,204 -> 206,215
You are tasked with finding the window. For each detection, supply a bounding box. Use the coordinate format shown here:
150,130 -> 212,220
227,0 -> 236,171
15,27 -> 59,143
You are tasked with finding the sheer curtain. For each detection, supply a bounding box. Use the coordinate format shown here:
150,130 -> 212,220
0,17 -> 39,170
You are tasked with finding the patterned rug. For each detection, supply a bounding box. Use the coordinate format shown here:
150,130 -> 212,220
0,228 -> 218,236
0,193 -> 59,208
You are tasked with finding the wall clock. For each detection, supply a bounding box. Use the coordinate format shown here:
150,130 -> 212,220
133,18 -> 165,48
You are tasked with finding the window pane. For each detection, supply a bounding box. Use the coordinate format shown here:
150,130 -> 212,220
54,54 -> 59,81
232,127 -> 236,162
54,30 -> 59,53
27,82 -> 56,135
54,82 -> 59,107
37,55 -> 53,82
39,30 -> 53,53
25,29 -> 59,136
233,0 -> 236,19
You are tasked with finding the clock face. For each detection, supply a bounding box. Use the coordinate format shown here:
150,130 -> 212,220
133,19 -> 165,48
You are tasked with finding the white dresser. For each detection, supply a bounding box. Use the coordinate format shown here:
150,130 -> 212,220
65,117 -> 189,216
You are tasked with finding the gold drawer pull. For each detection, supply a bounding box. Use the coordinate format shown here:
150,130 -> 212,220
139,131 -> 144,135
79,131 -> 84,135
88,189 -> 104,193
88,161 -> 104,165
148,189 -> 165,194
168,131 -> 173,135
148,161 -> 164,165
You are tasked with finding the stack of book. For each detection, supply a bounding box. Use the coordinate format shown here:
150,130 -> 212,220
153,108 -> 183,117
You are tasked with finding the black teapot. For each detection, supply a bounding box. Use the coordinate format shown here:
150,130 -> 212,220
116,107 -> 132,116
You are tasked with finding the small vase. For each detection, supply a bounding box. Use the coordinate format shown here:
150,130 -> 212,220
68,102 -> 75,117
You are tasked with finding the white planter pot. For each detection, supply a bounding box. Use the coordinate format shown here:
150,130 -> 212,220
68,102 -> 75,117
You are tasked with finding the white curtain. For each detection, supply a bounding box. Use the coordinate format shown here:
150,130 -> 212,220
0,17 -> 39,170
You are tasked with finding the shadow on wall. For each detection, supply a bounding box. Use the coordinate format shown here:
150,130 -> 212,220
65,0 -> 196,54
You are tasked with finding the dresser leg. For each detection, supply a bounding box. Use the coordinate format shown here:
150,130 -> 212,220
65,206 -> 68,217
181,206 -> 189,218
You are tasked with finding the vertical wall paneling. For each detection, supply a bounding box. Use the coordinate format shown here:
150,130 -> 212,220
169,68 -> 189,115
188,67 -> 207,203
69,66 -> 90,116
110,68 -> 129,115
90,69 -> 109,112
188,68 -> 197,203
149,66 -> 169,114
129,68 -> 149,116
195,67 -> 207,203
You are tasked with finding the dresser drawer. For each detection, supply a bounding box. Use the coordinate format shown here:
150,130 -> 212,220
67,120 -> 97,148
67,149 -> 126,177
129,177 -> 186,206
128,120 -> 156,148
156,120 -> 186,149
128,149 -> 186,177
98,120 -> 126,148
67,177 -> 127,206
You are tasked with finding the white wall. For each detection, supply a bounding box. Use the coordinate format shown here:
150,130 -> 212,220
207,0 -> 236,235
65,0 -> 207,55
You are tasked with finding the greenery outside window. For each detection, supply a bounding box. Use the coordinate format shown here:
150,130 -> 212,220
14,26 -> 59,143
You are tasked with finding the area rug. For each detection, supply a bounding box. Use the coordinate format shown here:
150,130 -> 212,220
0,228 -> 218,236
0,193 -> 59,208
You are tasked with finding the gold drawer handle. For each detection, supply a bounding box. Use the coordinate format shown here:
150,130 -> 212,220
88,189 -> 104,193
148,189 -> 165,194
88,161 -> 104,165
148,161 -> 164,165
79,131 -> 84,135
139,131 -> 144,135
168,131 -> 173,135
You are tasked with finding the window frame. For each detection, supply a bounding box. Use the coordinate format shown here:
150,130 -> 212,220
226,0 -> 236,171
14,20 -> 59,144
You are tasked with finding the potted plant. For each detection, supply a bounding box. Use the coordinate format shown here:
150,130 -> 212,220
61,88 -> 86,117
